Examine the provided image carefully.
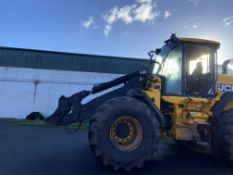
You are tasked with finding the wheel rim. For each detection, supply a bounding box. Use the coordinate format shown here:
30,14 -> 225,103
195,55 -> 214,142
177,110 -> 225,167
110,116 -> 143,151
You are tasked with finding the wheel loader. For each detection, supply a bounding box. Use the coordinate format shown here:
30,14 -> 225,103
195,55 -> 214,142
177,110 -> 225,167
46,34 -> 233,171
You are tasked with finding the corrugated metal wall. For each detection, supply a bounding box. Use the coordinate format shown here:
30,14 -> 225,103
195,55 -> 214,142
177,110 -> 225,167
0,47 -> 149,118
0,67 -> 123,118
0,47 -> 148,74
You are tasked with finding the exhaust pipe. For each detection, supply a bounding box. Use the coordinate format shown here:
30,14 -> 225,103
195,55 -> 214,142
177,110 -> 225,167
222,58 -> 233,74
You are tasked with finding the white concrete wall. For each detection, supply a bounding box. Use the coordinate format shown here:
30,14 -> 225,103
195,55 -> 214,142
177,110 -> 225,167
0,67 -> 122,119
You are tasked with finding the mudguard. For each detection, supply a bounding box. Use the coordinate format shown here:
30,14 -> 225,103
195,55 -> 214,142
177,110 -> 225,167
126,89 -> 164,128
212,92 -> 233,117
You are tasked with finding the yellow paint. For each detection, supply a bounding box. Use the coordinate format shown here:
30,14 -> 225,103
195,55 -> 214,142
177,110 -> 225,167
217,74 -> 233,84
145,81 -> 223,140
144,76 -> 162,109
140,38 -> 233,141
162,93 -> 223,140
179,37 -> 220,47
224,101 -> 233,111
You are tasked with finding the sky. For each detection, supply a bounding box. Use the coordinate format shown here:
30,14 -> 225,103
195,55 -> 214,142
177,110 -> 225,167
0,0 -> 233,63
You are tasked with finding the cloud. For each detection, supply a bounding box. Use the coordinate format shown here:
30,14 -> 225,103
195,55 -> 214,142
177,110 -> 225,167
183,16 -> 200,29
164,10 -> 172,19
104,5 -> 135,25
82,17 -> 94,29
134,2 -> 158,22
188,0 -> 201,5
137,0 -> 153,3
103,0 -> 159,36
192,24 -> 198,29
223,16 -> 233,28
104,25 -> 112,36
184,23 -> 199,29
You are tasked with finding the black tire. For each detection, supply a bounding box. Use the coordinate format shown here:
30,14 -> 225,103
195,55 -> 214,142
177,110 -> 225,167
26,112 -> 44,120
175,140 -> 197,148
211,109 -> 233,166
88,96 -> 160,171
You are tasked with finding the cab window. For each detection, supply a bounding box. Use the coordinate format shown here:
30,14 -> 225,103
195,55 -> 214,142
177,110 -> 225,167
161,46 -> 182,95
185,45 -> 216,97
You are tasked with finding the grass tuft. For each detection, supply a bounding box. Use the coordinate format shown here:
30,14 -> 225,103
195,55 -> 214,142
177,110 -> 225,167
0,118 -> 88,129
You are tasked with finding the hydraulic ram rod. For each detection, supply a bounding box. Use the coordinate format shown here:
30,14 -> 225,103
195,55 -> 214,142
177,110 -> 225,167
92,70 -> 147,94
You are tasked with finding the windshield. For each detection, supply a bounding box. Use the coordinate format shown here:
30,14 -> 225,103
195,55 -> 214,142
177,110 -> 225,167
161,46 -> 183,95
152,44 -> 183,95
152,45 -> 170,74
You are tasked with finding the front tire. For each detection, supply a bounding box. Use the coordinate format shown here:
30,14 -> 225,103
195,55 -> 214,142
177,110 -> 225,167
88,96 -> 160,171
211,109 -> 233,166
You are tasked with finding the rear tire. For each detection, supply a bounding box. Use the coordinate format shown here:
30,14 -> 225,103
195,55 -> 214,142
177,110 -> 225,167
88,96 -> 160,171
175,140 -> 197,148
211,109 -> 233,166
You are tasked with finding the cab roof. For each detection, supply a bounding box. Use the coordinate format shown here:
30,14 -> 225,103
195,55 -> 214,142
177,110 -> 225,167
179,37 -> 220,47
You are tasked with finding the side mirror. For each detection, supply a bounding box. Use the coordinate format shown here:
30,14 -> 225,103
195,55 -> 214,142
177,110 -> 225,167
155,48 -> 161,55
148,50 -> 156,60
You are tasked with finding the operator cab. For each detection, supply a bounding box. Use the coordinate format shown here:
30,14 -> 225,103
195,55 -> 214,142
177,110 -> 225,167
154,34 -> 220,98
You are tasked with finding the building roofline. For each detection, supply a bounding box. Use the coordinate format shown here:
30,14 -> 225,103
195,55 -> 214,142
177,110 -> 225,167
0,46 -> 149,74
0,46 -> 147,62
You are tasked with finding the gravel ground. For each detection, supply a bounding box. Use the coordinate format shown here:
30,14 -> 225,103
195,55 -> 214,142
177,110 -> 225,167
0,123 -> 232,175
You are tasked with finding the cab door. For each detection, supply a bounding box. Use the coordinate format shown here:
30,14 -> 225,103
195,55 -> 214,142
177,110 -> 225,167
184,44 -> 217,97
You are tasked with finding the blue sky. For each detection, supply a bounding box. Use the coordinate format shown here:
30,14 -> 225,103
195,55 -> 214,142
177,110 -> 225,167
0,0 -> 233,63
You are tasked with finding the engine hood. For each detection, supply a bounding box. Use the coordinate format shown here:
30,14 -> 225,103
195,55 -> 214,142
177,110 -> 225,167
217,74 -> 233,92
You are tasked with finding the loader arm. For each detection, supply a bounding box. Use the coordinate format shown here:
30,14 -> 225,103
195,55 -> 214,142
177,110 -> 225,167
46,70 -> 148,126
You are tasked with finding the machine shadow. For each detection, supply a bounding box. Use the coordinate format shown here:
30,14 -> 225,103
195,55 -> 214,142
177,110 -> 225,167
31,143 -> 231,175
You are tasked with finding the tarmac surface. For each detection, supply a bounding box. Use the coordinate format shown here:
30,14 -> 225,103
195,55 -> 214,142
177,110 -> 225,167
0,123 -> 232,175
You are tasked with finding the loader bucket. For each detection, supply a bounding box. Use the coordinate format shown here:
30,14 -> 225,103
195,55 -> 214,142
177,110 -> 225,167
45,90 -> 90,126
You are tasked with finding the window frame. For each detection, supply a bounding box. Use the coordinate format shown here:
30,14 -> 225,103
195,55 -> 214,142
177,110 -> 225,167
183,42 -> 217,97
160,44 -> 184,96
160,42 -> 217,97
